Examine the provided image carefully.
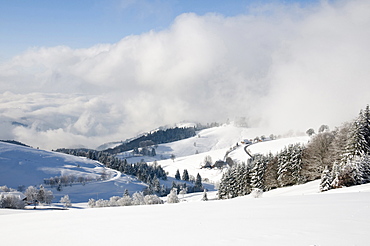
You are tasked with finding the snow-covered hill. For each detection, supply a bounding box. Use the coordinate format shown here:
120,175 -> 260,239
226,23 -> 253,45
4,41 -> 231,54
117,124 -> 309,183
0,124 -> 309,202
0,142 -> 147,202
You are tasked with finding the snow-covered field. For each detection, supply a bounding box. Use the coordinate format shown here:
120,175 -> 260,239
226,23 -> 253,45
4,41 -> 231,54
1,181 -> 370,246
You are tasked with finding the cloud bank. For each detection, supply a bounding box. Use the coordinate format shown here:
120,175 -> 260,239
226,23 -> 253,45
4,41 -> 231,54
0,0 -> 369,149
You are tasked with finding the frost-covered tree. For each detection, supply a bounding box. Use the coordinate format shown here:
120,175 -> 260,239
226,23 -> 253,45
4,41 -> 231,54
306,128 -> 315,136
202,189 -> 208,201
166,188 -> 179,203
0,194 -> 25,209
218,164 -> 250,199
179,186 -> 187,201
277,144 -> 304,187
144,194 -> 163,205
343,119 -> 369,161
301,131 -> 335,181
109,196 -> 121,206
95,199 -> 109,207
318,125 -> 330,133
37,185 -> 54,204
362,105 -> 370,145
319,167 -> 332,192
25,186 -> 38,207
60,195 -> 71,208
88,198 -> 96,208
132,192 -> 145,205
250,154 -> 267,190
117,196 -> 132,206
151,176 -> 161,194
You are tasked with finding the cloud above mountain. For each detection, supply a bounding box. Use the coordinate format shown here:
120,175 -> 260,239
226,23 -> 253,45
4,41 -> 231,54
0,0 -> 369,149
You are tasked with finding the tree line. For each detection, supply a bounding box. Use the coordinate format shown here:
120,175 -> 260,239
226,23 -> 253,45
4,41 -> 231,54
218,105 -> 370,199
104,127 -> 196,154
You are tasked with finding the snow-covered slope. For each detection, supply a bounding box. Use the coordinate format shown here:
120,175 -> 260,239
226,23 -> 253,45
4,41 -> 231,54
117,124 -> 309,183
0,142 -> 147,202
0,124 -> 309,202
1,181 -> 370,246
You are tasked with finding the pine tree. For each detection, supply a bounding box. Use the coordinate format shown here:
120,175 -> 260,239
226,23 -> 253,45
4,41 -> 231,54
360,105 -> 370,148
250,154 -> 267,190
202,189 -> 208,201
344,119 -> 369,161
218,170 -> 233,199
194,173 -> 203,192
123,189 -> 130,197
182,169 -> 189,181
319,167 -> 332,192
277,144 -> 304,187
175,169 -> 181,180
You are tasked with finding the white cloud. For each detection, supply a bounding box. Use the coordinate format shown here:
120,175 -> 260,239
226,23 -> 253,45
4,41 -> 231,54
0,0 -> 369,149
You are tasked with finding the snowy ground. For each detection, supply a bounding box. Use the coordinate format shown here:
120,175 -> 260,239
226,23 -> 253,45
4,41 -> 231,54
1,181 -> 370,246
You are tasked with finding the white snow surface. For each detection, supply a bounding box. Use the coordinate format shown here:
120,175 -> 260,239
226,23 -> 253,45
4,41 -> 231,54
1,181 -> 370,245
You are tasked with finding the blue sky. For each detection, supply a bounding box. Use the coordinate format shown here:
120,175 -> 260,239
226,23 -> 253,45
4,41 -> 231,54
0,0 -> 319,60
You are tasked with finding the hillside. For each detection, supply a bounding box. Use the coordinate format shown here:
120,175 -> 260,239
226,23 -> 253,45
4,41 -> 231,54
0,142 -> 147,202
117,124 -> 309,183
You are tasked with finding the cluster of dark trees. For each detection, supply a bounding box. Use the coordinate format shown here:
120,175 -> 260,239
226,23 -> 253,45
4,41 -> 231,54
0,140 -> 31,147
43,174 -> 102,190
218,105 -> 370,199
104,127 -> 196,154
133,146 -> 156,156
56,148 -> 168,190
173,170 -> 204,193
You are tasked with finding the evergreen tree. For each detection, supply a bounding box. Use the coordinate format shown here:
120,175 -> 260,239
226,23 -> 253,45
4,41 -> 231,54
250,154 -> 267,190
202,189 -> 208,201
175,169 -> 181,180
182,169 -> 189,181
344,119 -> 369,161
194,173 -> 203,192
123,189 -> 130,197
319,167 -> 332,192
218,169 -> 233,199
277,144 -> 304,187
151,176 -> 161,194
